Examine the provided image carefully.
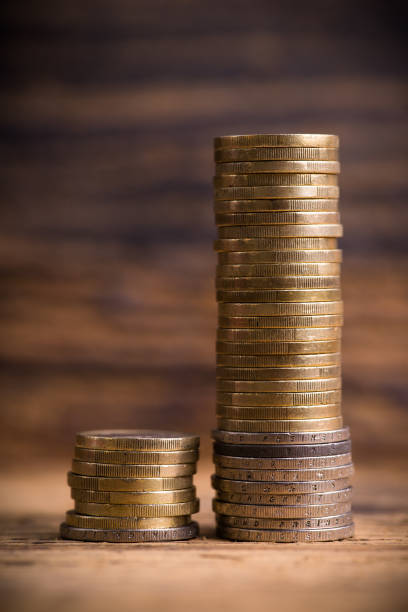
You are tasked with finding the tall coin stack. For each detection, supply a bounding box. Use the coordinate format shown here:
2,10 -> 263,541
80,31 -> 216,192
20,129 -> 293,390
212,134 -> 354,542
60,430 -> 200,542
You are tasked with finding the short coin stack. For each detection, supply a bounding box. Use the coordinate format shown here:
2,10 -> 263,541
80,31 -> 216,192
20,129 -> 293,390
60,430 -> 200,542
212,134 -> 354,542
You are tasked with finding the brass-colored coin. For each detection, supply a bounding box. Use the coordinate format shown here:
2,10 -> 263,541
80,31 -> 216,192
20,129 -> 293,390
216,487 -> 352,505
218,315 -> 343,329
76,430 -> 199,451
217,262 -> 341,276
60,522 -> 199,542
71,460 -> 195,479
214,134 -> 339,149
215,161 -> 340,175
216,524 -> 354,542
216,276 -> 341,290
217,353 -> 342,368
214,174 -> 338,188
213,456 -> 353,474
216,404 -> 341,419
216,340 -> 341,355
216,513 -> 353,529
215,186 -> 340,200
217,327 -> 341,342
216,377 -> 341,392
214,199 -> 339,214
218,302 -> 343,316
216,390 -> 341,406
216,364 -> 341,380
218,225 -> 343,239
212,428 -> 350,446
74,447 -> 199,465
218,249 -> 342,264
215,237 -> 338,251
65,510 -> 191,530
74,500 -> 200,518
216,416 -> 343,433
213,499 -> 351,519
217,289 -> 342,303
67,472 -> 193,491
70,487 -> 196,505
214,147 -> 339,162
212,475 -> 351,494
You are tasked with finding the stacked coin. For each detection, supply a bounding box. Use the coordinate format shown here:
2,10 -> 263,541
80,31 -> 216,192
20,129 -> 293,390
60,430 -> 200,542
212,134 -> 354,542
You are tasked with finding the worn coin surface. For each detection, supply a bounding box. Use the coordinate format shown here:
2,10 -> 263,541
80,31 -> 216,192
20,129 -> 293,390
216,353 -> 342,368
214,147 -> 339,162
214,134 -> 339,149
67,472 -> 193,491
216,524 -> 354,542
60,522 -> 199,542
212,475 -> 351,494
213,429 -> 350,446
218,302 -> 343,316
215,237 -> 338,252
212,499 -> 351,518
71,460 -> 196,479
216,276 -> 341,290
216,488 -> 352,505
215,186 -> 340,200
74,500 -> 200,518
215,161 -> 340,175
216,404 -> 341,419
216,262 -> 341,276
216,364 -> 342,379
216,390 -> 342,406
76,430 -> 199,451
213,452 -> 352,470
70,487 -> 196,504
214,464 -> 354,482
65,510 -> 191,530
216,378 -> 341,392
216,513 -> 353,529
214,174 -> 338,188
217,315 -> 343,329
217,249 -> 342,264
214,199 -> 339,214
216,290 -> 342,303
217,328 -> 342,342
216,417 -> 343,433
74,447 -> 199,465
216,340 -> 342,356
218,224 -> 342,238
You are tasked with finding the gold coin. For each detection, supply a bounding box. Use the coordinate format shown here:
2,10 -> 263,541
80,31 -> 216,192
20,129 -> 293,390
218,315 -> 343,328
215,161 -> 340,175
216,416 -> 343,433
67,472 -> 194,491
212,499 -> 351,519
213,453 -> 353,470
74,447 -> 199,465
216,340 -> 341,355
215,237 -> 338,252
214,147 -> 339,162
214,134 -> 339,149
216,404 -> 342,419
218,249 -> 342,264
216,390 -> 342,406
216,365 -> 341,380
70,460 -> 195,479
70,487 -> 196,504
216,377 -> 341,392
76,430 -> 199,451
217,327 -> 341,342
214,174 -> 338,188
216,513 -> 353,529
65,510 -> 191,530
218,225 -> 343,239
214,199 -> 339,213
218,302 -> 343,316
74,500 -> 200,518
217,289 -> 342,303
217,277 -> 341,291
215,186 -> 339,200
216,352 -> 342,367
216,524 -> 354,542
212,475 -> 351,494
216,211 -> 340,226
216,487 -> 351,505
217,263 -> 341,276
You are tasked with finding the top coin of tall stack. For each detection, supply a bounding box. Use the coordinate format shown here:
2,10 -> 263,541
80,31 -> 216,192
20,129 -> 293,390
212,134 -> 354,542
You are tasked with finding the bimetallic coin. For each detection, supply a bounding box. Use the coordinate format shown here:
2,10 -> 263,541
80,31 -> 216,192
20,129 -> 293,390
218,225 -> 342,239
217,249 -> 342,264
213,452 -> 352,470
216,353 -> 342,368
216,262 -> 341,276
76,430 -> 199,451
70,487 -> 196,504
218,302 -> 343,316
65,510 -> 191,530
74,447 -> 199,465
216,404 -> 342,419
216,513 -> 353,529
74,500 -> 200,518
215,237 -> 338,252
212,475 -> 351,494
67,473 -> 193,492
216,488 -> 352,505
216,417 -> 343,433
215,186 -> 339,200
217,315 -> 343,329
216,290 -> 342,303
217,328 -> 341,342
212,499 -> 351,519
216,524 -> 354,542
216,340 -> 341,355
215,161 -> 340,175
216,377 -> 341,392
213,429 -> 350,446
60,522 -> 199,542
216,365 -> 341,380
216,276 -> 341,290
71,460 -> 195,479
214,147 -> 339,162
214,464 -> 354,482
214,199 -> 339,214
214,173 -> 338,188
214,134 -> 339,149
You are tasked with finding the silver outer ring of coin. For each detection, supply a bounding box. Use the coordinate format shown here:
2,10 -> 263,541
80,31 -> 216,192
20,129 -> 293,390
211,475 -> 352,494
213,440 -> 352,458
215,487 -> 352,505
216,512 -> 353,529
213,452 -> 352,469
60,522 -> 199,542
216,524 -> 354,542
212,428 -> 350,445
214,464 -> 354,482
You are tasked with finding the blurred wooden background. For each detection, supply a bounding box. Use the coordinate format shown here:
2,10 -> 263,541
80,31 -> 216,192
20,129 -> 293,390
1,0 -> 407,466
